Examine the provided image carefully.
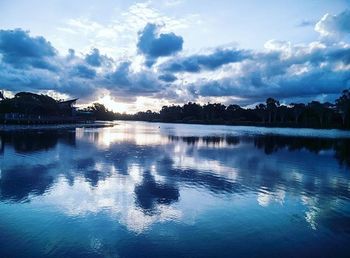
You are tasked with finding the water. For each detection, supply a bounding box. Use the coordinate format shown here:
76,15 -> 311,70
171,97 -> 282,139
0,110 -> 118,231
0,121 -> 350,258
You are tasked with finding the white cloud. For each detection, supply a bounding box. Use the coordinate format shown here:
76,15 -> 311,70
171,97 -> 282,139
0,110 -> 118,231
56,1 -> 200,58
315,10 -> 350,38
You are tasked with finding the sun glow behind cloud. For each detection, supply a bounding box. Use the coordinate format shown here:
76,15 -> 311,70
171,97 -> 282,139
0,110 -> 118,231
98,95 -> 129,113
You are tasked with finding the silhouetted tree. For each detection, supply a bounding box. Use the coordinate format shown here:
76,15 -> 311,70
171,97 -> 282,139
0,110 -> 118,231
290,103 -> 306,124
336,89 -> 350,127
266,98 -> 280,123
182,102 -> 202,120
86,103 -> 115,120
134,110 -> 160,121
2,89 -> 349,129
308,101 -> 326,126
255,103 -> 267,123
160,105 -> 183,121
202,103 -> 226,122
278,105 -> 289,123
225,104 -> 243,121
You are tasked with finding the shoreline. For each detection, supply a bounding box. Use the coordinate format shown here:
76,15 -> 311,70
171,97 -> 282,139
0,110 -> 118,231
0,121 -> 115,132
1,119 -> 349,135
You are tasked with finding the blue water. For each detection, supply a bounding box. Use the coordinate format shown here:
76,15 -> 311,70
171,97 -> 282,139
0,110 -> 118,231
0,121 -> 350,258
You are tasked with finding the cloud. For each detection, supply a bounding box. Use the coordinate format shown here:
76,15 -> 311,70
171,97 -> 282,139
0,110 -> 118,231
193,67 -> 350,102
0,28 -> 171,102
0,29 -> 100,100
187,41 -> 350,103
106,61 -> 131,86
85,48 -> 104,67
104,61 -> 167,96
0,29 -> 57,71
297,19 -> 315,27
158,73 -> 177,82
70,64 -> 96,79
0,60 -> 98,100
315,9 -> 350,37
137,23 -> 183,66
1,8 -> 350,110
161,48 -> 250,73
67,48 -> 76,60
57,2 -> 199,59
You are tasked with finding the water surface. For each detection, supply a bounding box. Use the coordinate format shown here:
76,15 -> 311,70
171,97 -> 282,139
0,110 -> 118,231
1,121 -> 350,257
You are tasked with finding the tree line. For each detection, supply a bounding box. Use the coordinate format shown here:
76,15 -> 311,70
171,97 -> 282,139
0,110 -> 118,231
1,90 -> 349,129
87,90 -> 350,129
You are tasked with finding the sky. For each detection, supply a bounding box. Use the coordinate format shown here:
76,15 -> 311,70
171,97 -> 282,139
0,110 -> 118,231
0,0 -> 350,113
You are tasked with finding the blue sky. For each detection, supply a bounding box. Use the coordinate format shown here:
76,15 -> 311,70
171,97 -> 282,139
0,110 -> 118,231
0,0 -> 349,112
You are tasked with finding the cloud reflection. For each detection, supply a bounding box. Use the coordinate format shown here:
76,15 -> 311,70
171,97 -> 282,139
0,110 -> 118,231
0,122 -> 350,233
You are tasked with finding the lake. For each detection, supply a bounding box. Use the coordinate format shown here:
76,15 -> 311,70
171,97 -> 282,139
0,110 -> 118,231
1,121 -> 350,258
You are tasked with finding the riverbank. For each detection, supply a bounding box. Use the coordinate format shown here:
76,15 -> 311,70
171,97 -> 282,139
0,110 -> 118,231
0,121 -> 115,132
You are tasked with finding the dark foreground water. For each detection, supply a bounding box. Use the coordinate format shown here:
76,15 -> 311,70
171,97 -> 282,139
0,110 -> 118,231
1,121 -> 350,258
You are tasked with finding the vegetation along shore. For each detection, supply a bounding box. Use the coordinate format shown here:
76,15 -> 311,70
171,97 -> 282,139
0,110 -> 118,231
1,90 -> 350,129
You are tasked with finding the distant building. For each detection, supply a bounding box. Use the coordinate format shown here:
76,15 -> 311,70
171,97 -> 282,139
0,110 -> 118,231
58,98 -> 78,116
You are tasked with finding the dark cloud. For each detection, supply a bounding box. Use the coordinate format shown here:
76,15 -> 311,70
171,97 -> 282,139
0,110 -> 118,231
85,48 -> 103,67
0,28 -> 169,101
67,49 -> 75,59
1,11 -> 350,107
107,61 -> 132,86
0,29 -> 57,71
190,55 -> 350,104
137,23 -> 183,67
0,58 -> 97,100
161,48 -> 250,73
158,73 -> 177,82
104,61 -> 167,96
325,47 -> 350,64
70,64 -> 96,79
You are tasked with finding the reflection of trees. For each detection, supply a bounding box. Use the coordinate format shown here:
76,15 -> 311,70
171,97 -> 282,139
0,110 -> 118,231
254,135 -> 333,154
168,135 -> 240,146
1,127 -> 349,224
225,136 -> 240,145
167,134 -> 350,169
182,136 -> 199,145
202,136 -> 223,145
0,130 -> 76,153
168,136 -> 200,145
0,130 -> 76,202
165,134 -> 350,211
334,141 -> 350,168
253,135 -> 350,168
